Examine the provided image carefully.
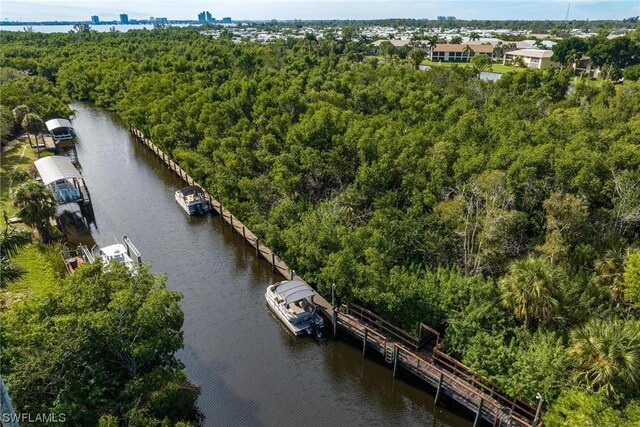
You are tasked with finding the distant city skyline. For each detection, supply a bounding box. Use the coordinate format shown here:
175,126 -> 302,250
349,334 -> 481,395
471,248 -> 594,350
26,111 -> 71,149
1,0 -> 639,21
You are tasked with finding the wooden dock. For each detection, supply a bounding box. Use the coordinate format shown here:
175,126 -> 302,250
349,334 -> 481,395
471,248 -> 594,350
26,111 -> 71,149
129,128 -> 541,427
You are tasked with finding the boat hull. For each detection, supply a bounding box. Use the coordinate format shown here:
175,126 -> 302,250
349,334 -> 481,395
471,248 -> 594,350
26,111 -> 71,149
175,191 -> 210,216
265,285 -> 324,336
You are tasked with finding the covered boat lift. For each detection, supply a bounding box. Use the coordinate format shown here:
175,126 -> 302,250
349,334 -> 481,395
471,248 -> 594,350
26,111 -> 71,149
45,118 -> 75,142
34,156 -> 93,219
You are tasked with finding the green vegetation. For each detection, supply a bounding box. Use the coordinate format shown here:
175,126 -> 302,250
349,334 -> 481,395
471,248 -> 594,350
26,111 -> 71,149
552,33 -> 640,79
2,262 -> 201,425
0,225 -> 32,286
0,139 -> 63,301
12,181 -> 57,241
1,28 -> 639,424
0,53 -> 198,426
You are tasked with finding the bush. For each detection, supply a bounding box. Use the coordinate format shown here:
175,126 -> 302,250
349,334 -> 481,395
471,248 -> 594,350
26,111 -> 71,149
623,64 -> 640,81
8,167 -> 29,183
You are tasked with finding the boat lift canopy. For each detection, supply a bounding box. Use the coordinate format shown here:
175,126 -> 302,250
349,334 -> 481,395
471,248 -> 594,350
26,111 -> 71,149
34,156 -> 82,185
276,280 -> 316,304
45,118 -> 73,132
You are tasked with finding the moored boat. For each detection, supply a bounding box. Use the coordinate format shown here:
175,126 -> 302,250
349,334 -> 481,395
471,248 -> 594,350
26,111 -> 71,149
95,236 -> 142,273
175,185 -> 210,215
265,280 -> 325,338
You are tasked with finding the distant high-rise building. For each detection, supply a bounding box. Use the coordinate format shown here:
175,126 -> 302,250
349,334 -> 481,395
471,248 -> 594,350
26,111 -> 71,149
436,15 -> 456,21
222,17 -> 232,24
120,13 -> 129,24
198,11 -> 214,23
91,15 -> 100,25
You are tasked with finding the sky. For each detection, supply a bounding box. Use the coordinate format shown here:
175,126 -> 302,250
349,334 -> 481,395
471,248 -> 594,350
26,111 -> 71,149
1,0 -> 639,21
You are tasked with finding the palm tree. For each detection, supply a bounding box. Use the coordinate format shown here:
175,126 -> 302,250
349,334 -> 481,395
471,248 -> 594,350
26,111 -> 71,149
425,35 -> 439,58
594,249 -> 626,303
21,113 -> 44,154
504,42 -> 517,51
410,32 -> 425,49
12,105 -> 30,129
462,45 -> 474,62
469,32 -> 481,41
514,56 -> 527,68
304,32 -> 317,56
12,181 -> 57,241
409,48 -> 425,70
492,42 -> 505,60
571,319 -> 640,398
0,223 -> 32,287
498,257 -> 562,328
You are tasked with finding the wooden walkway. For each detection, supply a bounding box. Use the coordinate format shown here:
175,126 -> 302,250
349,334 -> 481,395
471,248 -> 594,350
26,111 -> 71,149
129,128 -> 541,427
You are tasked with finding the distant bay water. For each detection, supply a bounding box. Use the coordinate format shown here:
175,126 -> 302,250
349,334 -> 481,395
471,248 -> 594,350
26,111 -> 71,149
0,24 -> 192,33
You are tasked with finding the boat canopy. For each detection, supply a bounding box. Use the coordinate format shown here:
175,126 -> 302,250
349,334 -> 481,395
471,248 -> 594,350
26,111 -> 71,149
34,155 -> 82,185
179,185 -> 204,196
275,280 -> 316,304
45,118 -> 73,132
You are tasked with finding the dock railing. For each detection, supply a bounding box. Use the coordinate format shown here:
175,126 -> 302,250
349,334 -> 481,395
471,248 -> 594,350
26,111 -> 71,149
432,348 -> 538,422
123,235 -> 142,265
129,126 -> 541,427
345,303 -> 439,351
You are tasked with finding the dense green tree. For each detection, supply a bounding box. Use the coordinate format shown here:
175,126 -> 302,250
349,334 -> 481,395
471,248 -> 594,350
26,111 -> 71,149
588,36 -> 640,69
552,37 -> 589,67
1,28 -> 639,421
624,251 -> 640,305
545,390 -> 640,427
408,48 -> 425,70
12,181 -> 57,241
2,262 -> 201,425
21,112 -> 44,149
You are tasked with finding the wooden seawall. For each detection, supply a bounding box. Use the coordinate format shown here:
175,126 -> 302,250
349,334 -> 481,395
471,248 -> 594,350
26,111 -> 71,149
129,128 -> 541,427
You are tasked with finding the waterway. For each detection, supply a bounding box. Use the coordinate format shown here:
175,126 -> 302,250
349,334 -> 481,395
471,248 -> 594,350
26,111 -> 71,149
70,103 -> 471,427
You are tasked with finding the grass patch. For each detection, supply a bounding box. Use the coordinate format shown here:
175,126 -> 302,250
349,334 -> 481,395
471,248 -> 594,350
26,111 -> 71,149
421,59 -> 526,74
4,243 -> 65,302
1,139 -> 65,307
1,138 -> 38,227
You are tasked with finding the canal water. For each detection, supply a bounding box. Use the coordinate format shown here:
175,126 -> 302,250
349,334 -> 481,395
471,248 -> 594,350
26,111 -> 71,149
70,103 -> 471,427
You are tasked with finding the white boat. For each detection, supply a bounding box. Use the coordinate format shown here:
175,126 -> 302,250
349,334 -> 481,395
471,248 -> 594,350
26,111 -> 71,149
95,236 -> 141,273
265,280 -> 325,337
175,185 -> 210,215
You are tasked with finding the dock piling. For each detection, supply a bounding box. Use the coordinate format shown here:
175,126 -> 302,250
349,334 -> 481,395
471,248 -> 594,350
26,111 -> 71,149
434,373 -> 444,405
362,328 -> 368,356
271,253 -> 276,272
393,346 -> 399,377
473,398 -> 484,427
